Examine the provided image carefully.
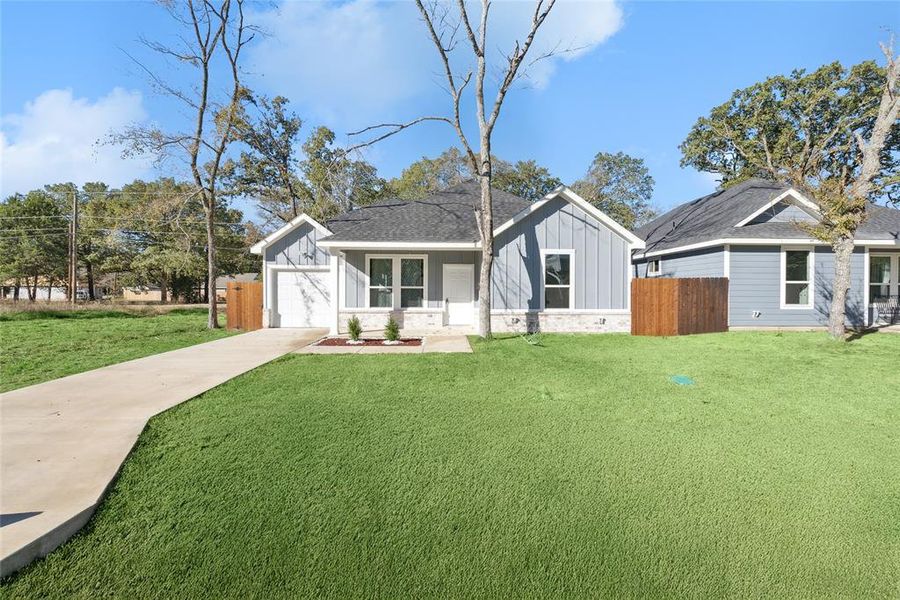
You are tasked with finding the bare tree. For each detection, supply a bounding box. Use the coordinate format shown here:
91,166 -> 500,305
113,0 -> 253,328
349,0 -> 559,338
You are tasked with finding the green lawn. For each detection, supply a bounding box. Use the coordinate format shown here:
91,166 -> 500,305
3,332 -> 899,598
0,308 -> 234,392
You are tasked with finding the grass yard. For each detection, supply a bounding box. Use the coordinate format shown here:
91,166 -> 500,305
0,308 -> 234,392
2,332 -> 899,598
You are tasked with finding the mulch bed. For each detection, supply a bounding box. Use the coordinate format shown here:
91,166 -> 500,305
316,337 -> 422,347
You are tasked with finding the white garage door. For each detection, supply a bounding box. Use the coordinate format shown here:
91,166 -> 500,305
275,270 -> 331,327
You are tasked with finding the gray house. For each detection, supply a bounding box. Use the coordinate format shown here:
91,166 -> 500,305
633,179 -> 900,328
250,182 -> 645,334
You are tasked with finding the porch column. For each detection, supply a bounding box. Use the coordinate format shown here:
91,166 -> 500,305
329,249 -> 341,335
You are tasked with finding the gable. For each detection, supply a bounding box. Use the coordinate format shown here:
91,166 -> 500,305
745,200 -> 819,225
492,196 -> 632,310
264,221 -> 330,266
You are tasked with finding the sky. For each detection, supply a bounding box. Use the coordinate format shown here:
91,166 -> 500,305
1,0 -> 897,219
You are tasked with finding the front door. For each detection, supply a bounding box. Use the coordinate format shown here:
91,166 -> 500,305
443,264 -> 474,325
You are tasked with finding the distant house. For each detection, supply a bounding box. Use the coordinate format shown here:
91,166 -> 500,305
122,286 -> 162,302
215,273 -> 259,302
250,182 -> 644,333
633,179 -> 900,328
0,278 -> 103,301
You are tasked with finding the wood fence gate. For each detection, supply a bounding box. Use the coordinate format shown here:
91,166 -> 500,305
225,281 -> 263,331
631,278 -> 728,336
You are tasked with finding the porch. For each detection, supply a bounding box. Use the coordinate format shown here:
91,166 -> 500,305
867,252 -> 900,325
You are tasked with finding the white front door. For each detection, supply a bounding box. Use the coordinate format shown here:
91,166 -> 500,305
275,269 -> 331,327
443,264 -> 474,325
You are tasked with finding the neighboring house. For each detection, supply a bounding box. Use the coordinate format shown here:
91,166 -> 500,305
0,279 -> 101,301
633,179 -> 900,328
250,181 -> 645,334
122,286 -> 163,302
214,273 -> 259,302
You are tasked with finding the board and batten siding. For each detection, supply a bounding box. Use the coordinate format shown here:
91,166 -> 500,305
492,197 -> 631,310
728,245 -> 866,327
342,250 -> 479,309
634,246 -> 725,278
263,222 -> 330,267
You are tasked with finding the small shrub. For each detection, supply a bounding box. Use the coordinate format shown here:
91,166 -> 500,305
384,315 -> 400,342
347,315 -> 362,341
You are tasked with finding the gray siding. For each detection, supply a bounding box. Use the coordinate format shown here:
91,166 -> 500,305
492,197 -> 631,310
729,245 -> 866,327
635,246 -> 725,278
748,201 -> 817,225
343,250 -> 479,309
264,222 -> 329,267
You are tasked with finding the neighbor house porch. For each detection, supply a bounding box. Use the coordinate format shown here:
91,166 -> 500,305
867,250 -> 900,325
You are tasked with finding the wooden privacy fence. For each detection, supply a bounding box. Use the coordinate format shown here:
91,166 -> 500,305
631,278 -> 729,336
226,281 -> 263,331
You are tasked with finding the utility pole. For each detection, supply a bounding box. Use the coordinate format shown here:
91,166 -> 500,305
69,190 -> 78,303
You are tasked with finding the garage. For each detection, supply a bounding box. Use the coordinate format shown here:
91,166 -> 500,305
274,270 -> 331,327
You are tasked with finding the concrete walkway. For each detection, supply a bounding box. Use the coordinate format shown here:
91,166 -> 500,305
0,327 -> 325,577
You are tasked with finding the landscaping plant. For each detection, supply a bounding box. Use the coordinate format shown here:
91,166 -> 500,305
347,316 -> 362,341
384,315 -> 400,342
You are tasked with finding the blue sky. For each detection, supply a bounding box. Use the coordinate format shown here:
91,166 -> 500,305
2,0 -> 897,218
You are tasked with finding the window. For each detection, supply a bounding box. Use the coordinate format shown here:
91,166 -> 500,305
368,258 -> 393,307
543,251 -> 573,310
647,259 -> 661,277
366,255 -> 428,309
782,248 -> 813,308
869,256 -> 892,301
400,258 -> 424,308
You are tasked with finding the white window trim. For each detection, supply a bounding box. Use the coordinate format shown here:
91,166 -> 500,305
540,249 -> 575,311
647,258 -> 662,277
364,254 -> 429,311
780,245 -> 815,310
867,252 -> 899,302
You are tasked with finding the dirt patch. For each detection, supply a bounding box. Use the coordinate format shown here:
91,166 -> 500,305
316,337 -> 422,347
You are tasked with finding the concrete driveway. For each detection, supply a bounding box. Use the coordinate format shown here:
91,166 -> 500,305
0,327 -> 325,577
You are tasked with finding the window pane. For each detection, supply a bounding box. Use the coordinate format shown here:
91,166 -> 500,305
545,254 -> 570,285
400,288 -> 424,308
870,257 -> 891,284
545,287 -> 570,309
785,283 -> 809,306
785,251 -> 809,281
870,284 -> 891,301
369,288 -> 392,308
369,258 -> 392,287
400,258 -> 424,287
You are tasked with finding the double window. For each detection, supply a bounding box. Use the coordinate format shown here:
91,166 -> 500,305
781,247 -> 813,308
542,250 -> 574,310
367,256 -> 426,309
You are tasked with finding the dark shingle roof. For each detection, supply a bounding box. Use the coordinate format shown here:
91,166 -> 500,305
637,178 -> 900,253
322,181 -> 531,243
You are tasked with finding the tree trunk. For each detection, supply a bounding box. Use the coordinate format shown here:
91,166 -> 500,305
160,276 -> 168,304
477,174 -> 494,339
87,259 -> 95,300
205,199 -> 219,328
13,278 -> 20,301
29,275 -> 37,302
828,235 -> 854,339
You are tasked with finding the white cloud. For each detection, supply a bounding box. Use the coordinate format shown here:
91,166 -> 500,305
248,0 -> 623,122
1,88 -> 152,196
